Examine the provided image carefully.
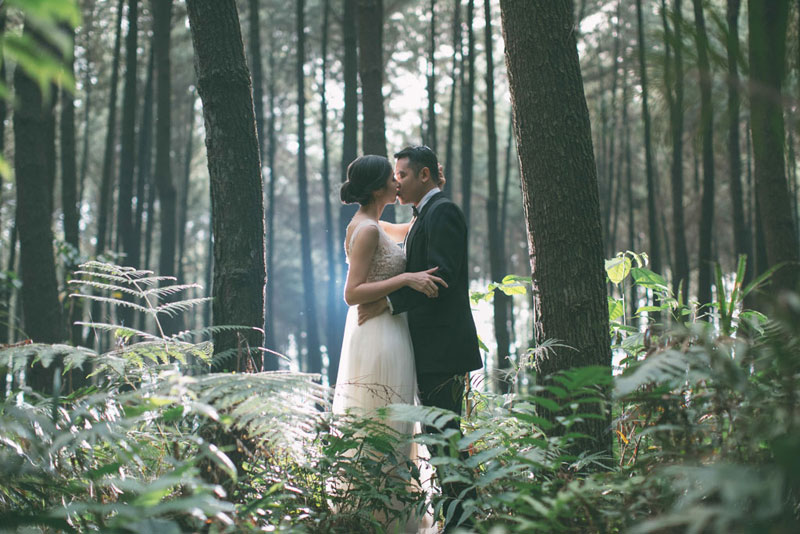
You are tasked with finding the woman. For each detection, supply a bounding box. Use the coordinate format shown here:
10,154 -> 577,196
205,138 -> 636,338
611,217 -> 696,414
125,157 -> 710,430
333,154 -> 440,532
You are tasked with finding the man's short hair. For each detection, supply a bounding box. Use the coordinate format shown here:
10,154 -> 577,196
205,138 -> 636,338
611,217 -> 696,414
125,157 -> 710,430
394,145 -> 439,183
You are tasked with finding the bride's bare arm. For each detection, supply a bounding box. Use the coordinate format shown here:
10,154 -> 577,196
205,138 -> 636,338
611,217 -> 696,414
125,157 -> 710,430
378,220 -> 412,244
344,225 -> 447,306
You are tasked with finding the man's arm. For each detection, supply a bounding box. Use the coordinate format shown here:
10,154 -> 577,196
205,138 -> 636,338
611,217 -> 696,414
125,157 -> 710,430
388,202 -> 466,314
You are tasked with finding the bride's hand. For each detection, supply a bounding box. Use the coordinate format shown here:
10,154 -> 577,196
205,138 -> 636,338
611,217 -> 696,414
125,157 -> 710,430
405,267 -> 448,298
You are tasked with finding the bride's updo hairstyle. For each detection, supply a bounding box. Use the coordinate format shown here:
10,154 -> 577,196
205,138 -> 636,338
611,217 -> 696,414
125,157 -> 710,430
340,155 -> 393,205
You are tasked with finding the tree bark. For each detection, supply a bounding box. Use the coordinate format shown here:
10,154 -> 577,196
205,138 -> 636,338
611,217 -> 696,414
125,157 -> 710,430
603,4 -> 621,255
693,0 -> 716,308
14,21 -> 65,390
725,0 -> 750,285
177,92 -> 196,287
484,0 -> 510,393
500,0 -> 611,455
748,0 -> 798,291
153,0 -> 179,334
357,0 -> 387,158
134,47 -> 154,274
460,0 -> 475,228
635,0 -> 662,279
623,53 -> 637,321
296,0 -> 322,375
186,0 -> 266,368
426,0 -> 437,153
96,0 -> 125,257
442,0 -> 460,199
662,0 -> 690,299
264,29 -> 279,368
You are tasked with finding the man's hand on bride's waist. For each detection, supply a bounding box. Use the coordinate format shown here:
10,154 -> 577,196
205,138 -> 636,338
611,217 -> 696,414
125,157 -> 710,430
357,298 -> 388,325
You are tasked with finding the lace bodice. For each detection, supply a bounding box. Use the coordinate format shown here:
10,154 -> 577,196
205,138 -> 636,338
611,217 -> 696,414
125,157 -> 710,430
346,219 -> 406,282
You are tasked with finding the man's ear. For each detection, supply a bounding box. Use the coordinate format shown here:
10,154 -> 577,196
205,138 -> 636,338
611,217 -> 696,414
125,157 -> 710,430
419,166 -> 431,183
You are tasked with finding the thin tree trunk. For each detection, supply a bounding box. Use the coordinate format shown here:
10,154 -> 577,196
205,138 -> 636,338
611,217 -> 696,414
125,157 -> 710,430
153,0 -> 179,335
296,0 -> 322,375
426,0 -> 438,153
320,0 -> 341,384
78,3 -> 94,214
443,0 -> 460,199
603,4 -> 621,255
635,0 -> 662,279
96,0 -> 125,257
134,47 -> 154,275
0,8 -> 7,350
623,56 -> 637,322
264,30 -> 279,367
693,0 -> 716,308
186,0 -> 266,369
500,0 -> 611,456
748,0 -> 798,291
663,0 -> 690,299
484,0 -> 510,393
177,92 -> 195,285
726,0 -> 751,284
460,0 -> 475,228
117,0 -> 139,272
14,21 -> 65,391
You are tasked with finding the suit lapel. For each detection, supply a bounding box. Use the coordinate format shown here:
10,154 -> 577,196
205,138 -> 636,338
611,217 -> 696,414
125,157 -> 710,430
405,192 -> 443,256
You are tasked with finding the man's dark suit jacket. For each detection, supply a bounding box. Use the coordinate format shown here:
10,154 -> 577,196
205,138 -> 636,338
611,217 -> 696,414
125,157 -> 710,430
388,192 -> 482,376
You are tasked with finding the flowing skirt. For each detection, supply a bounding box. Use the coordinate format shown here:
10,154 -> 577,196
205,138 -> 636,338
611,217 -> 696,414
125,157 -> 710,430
332,307 -> 437,533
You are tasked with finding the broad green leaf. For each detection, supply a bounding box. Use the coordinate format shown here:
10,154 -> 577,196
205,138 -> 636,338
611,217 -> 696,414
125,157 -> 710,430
605,256 -> 631,285
631,267 -> 669,291
608,298 -> 624,321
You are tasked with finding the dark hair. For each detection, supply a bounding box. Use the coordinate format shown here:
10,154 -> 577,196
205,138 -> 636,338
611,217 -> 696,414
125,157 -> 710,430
393,145 -> 439,183
340,155 -> 393,205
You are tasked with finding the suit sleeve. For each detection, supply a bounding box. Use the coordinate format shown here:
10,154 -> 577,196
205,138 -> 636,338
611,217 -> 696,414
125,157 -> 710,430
388,202 -> 466,314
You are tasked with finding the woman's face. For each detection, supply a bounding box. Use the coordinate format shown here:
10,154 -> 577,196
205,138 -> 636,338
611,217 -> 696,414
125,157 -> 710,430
374,172 -> 398,206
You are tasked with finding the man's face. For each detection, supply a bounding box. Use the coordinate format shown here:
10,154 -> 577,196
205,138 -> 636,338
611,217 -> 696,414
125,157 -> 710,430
394,157 -> 425,205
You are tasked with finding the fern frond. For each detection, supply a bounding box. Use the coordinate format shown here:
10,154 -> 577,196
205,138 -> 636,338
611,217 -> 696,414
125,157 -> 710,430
0,343 -> 96,374
142,283 -> 204,298
168,325 -> 254,343
68,294 -> 152,314
156,298 -> 213,317
74,322 -> 161,342
614,349 -> 690,398
68,279 -> 144,298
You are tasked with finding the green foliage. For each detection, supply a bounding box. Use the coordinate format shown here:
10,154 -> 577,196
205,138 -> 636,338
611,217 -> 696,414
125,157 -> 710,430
2,260 -> 799,532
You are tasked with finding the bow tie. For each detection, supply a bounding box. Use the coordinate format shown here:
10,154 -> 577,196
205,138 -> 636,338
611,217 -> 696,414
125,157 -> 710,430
412,205 -> 420,218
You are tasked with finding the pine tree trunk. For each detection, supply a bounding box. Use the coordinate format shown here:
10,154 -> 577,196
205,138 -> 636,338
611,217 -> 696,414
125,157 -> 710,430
460,0 -> 475,228
186,0 -> 266,369
177,93 -> 195,285
499,0 -> 611,455
748,0 -> 799,291
153,0 -> 179,335
603,4 -> 621,255
484,0 -> 510,393
426,0 -> 437,153
96,0 -> 125,257
264,30 -> 279,367
357,0 -> 387,158
134,47 -> 154,274
442,0 -> 460,199
296,0 -> 322,375
0,8 -> 7,350
14,21 -> 65,391
663,0 -> 690,299
78,4 -> 94,216
693,0 -> 716,308
635,0 -> 662,279
623,56 -> 637,321
117,0 -> 139,273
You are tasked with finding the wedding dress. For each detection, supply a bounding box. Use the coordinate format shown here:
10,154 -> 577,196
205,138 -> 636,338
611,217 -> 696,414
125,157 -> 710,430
333,219 -> 437,534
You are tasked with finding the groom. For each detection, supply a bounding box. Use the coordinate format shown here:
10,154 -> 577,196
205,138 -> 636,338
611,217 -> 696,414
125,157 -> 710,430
359,145 -> 482,527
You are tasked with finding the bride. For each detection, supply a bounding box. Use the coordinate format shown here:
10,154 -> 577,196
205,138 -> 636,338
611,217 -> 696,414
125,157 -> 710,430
332,154 -> 442,532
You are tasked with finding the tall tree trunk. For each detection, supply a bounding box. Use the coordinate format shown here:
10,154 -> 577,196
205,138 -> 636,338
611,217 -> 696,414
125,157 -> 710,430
14,22 -> 65,391
501,118 -> 516,351
320,0 -> 341,384
153,0 -> 179,334
177,92 -> 196,285
0,8 -> 7,349
61,23 -> 81,346
442,0 -> 460,199
460,0 -> 475,228
693,0 -> 716,308
426,0 -> 438,153
264,30 -> 279,367
622,51 -> 638,323
186,0 -> 266,369
134,47 -> 154,274
78,4 -> 94,215
500,0 -> 611,455
357,0 -> 392,221
603,5 -> 621,255
484,0 -> 510,393
96,0 -> 125,257
662,0 -> 690,299
117,0 -> 139,271
748,0 -> 798,291
726,0 -> 751,284
635,0 -> 662,279
296,0 -> 322,375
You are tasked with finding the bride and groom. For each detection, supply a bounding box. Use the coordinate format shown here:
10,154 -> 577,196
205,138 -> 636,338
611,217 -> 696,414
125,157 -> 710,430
332,145 -> 482,531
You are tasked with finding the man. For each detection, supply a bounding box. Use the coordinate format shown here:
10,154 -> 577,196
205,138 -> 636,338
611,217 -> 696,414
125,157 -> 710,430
359,145 -> 482,529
